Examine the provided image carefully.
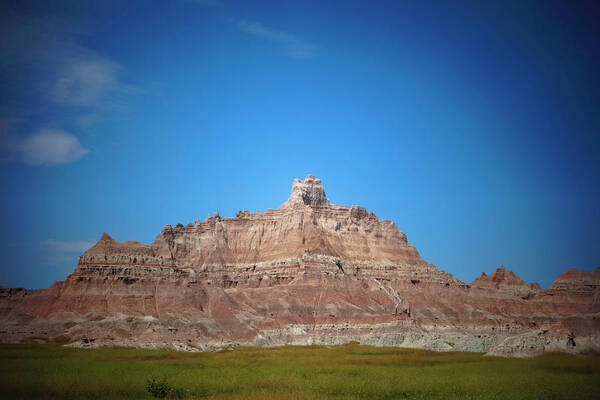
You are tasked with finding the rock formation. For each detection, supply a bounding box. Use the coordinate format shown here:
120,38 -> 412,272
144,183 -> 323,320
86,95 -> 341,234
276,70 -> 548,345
0,175 -> 598,357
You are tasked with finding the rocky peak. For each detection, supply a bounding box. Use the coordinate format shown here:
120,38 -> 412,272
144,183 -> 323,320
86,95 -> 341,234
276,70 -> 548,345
81,232 -> 154,261
87,233 -> 115,251
472,266 -> 528,288
470,266 -> 541,298
283,174 -> 330,208
492,266 -> 525,284
549,267 -> 600,288
99,232 -> 114,242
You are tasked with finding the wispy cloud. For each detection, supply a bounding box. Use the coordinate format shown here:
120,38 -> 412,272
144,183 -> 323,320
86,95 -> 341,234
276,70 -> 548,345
46,46 -> 138,112
236,20 -> 317,58
42,239 -> 95,266
52,58 -> 121,107
0,12 -> 137,166
43,239 -> 95,253
1,129 -> 89,166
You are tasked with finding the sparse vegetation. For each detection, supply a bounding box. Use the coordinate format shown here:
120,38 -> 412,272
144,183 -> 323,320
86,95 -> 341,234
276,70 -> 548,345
0,343 -> 598,399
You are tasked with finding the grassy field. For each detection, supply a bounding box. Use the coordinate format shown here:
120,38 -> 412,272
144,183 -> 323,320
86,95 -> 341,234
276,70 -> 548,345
0,343 -> 598,399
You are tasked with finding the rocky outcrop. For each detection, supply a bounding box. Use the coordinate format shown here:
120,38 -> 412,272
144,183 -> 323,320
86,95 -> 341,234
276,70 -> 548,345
471,266 -> 538,298
0,175 -> 598,357
544,267 -> 600,297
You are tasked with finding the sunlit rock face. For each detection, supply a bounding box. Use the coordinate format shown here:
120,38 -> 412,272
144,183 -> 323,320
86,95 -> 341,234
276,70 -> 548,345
0,175 -> 598,357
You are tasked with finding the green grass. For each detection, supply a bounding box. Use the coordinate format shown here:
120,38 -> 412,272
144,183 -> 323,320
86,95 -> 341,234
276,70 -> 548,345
0,343 -> 598,399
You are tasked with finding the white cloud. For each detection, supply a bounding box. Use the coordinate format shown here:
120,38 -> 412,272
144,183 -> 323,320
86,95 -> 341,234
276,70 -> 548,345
237,20 -> 317,58
1,13 -> 132,112
0,14 -> 137,167
2,129 -> 89,166
52,58 -> 121,107
43,239 -> 95,254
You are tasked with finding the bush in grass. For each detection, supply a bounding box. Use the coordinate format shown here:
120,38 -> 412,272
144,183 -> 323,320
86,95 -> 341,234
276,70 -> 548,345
146,377 -> 173,398
145,378 -> 191,399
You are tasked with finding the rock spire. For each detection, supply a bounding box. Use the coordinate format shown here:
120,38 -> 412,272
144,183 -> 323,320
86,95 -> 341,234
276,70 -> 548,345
283,174 -> 330,208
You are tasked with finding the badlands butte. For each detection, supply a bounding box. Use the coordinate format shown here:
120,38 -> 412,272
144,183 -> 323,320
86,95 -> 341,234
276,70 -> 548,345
1,175 -> 599,357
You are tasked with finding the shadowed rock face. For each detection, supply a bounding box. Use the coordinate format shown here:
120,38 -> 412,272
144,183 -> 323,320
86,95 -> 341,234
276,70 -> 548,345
0,175 -> 598,357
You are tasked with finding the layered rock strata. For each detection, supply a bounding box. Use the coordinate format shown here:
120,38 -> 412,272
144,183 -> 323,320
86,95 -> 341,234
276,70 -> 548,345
1,175 -> 598,357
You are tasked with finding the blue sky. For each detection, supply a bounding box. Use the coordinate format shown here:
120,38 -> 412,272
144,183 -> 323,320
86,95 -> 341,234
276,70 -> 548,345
1,0 -> 599,289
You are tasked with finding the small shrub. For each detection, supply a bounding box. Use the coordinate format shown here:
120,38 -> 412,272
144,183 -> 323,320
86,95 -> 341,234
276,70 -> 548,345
146,376 -> 173,398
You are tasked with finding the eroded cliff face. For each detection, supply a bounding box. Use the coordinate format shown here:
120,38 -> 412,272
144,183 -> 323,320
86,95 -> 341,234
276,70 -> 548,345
1,175 -> 598,357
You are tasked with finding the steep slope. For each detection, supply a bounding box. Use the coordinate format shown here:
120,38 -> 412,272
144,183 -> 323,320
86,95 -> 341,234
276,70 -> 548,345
0,175 -> 598,356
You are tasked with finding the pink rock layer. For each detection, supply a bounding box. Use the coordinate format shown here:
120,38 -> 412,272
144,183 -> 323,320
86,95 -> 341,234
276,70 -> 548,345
1,175 -> 598,357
